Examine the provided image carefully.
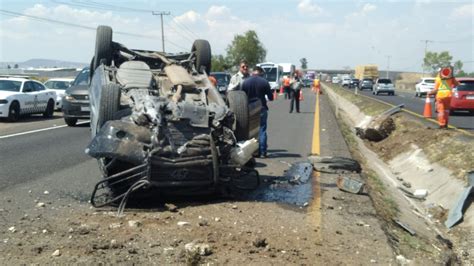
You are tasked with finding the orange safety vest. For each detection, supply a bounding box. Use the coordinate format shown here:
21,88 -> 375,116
283,77 -> 290,87
434,77 -> 458,100
313,79 -> 320,88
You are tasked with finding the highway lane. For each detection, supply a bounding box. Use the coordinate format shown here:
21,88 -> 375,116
352,87 -> 474,132
0,124 -> 94,190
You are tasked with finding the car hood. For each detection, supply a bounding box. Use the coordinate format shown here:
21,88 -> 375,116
66,85 -> 89,95
0,90 -> 19,99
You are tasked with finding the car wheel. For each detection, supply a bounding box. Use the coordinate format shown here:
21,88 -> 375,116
227,90 -> 249,141
191,40 -> 211,75
43,99 -> 54,118
7,101 -> 20,122
415,91 -> 419,97
93,25 -> 113,71
96,83 -> 121,133
64,117 -> 78,127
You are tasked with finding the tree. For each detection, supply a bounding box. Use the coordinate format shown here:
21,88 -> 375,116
453,60 -> 463,75
226,30 -> 266,68
423,51 -> 453,75
7,64 -> 11,69
300,58 -> 308,70
14,64 -> 19,69
211,55 -> 231,72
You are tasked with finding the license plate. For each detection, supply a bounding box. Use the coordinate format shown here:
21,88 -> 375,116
81,106 -> 90,111
467,95 -> 474,100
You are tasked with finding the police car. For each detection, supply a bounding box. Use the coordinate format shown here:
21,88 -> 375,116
0,77 -> 57,122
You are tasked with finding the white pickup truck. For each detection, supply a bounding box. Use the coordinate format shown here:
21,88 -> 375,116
0,77 -> 56,121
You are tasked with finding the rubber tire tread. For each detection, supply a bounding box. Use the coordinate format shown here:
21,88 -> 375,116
43,99 -> 54,118
192,40 -> 211,75
93,26 -> 113,71
97,83 -> 121,132
227,91 -> 249,141
8,101 -> 20,122
65,117 -> 77,127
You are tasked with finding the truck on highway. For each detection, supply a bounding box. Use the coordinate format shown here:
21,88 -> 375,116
355,65 -> 379,80
257,62 -> 283,91
305,70 -> 316,80
279,63 -> 295,78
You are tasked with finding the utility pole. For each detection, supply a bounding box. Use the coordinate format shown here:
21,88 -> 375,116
152,11 -> 170,52
386,55 -> 391,78
420,39 -> 433,75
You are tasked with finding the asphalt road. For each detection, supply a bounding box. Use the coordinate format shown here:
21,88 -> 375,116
352,87 -> 474,132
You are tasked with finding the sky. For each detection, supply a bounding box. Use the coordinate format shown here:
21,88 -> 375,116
0,0 -> 473,72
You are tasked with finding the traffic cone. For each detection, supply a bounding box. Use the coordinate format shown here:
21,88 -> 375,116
279,86 -> 284,95
423,94 -> 432,118
299,90 -> 304,101
273,89 -> 278,100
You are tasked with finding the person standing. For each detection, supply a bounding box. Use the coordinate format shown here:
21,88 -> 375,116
429,66 -> 459,129
241,66 -> 273,158
228,59 -> 250,91
289,73 -> 302,113
283,75 -> 291,99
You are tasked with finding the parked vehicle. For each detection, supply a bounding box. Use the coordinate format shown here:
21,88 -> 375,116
332,76 -> 340,84
415,77 -> 435,97
0,77 -> 56,121
256,62 -> 283,92
210,72 -> 231,94
302,78 -> 313,88
450,77 -> 474,114
359,78 -> 374,90
372,78 -> 395,95
62,67 -> 90,126
44,78 -> 74,110
86,26 -> 261,207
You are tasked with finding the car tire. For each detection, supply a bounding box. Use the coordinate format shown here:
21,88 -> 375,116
97,83 -> 121,132
192,39 -> 211,75
65,117 -> 78,127
93,25 -> 113,71
43,99 -> 54,118
415,91 -> 419,97
7,101 -> 20,122
227,90 -> 249,141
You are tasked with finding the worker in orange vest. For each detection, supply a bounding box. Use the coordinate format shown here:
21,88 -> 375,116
283,75 -> 291,99
312,78 -> 321,94
208,75 -> 217,87
428,66 -> 459,129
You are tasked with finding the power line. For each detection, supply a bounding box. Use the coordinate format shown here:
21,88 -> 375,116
170,14 -> 200,39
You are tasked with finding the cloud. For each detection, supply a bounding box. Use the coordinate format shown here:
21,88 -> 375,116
206,5 -> 232,19
451,4 -> 474,18
346,3 -> 377,20
297,0 -> 323,16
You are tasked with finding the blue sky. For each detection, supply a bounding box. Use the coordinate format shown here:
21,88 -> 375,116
0,0 -> 473,72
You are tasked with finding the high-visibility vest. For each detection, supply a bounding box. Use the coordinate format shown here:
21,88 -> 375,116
313,79 -> 320,88
435,78 -> 455,99
283,78 -> 290,87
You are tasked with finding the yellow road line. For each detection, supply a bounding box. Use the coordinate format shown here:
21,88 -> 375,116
355,90 -> 474,137
310,93 -> 322,240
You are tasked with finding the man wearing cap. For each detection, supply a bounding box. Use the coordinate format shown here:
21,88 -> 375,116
429,66 -> 459,129
241,66 -> 273,158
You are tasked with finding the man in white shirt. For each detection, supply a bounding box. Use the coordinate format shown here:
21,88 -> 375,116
228,60 -> 250,91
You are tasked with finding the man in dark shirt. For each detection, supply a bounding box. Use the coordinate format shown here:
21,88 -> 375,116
241,66 -> 273,158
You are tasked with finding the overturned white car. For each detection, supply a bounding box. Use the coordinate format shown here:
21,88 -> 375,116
85,26 -> 262,208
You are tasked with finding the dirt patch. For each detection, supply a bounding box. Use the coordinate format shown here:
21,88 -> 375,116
367,116 -> 474,181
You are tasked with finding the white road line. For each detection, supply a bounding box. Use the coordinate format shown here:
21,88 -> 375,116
0,121 -> 90,139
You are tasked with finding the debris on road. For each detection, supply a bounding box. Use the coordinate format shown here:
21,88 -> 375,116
445,171 -> 474,228
165,203 -> 178,213
283,162 -> 313,184
184,241 -> 212,256
336,176 -> 366,194
397,187 -> 427,200
394,219 -> 416,236
355,104 -> 404,142
36,202 -> 46,208
177,221 -> 191,227
128,220 -> 142,228
308,156 -> 361,173
51,249 -> 61,257
252,237 -> 268,248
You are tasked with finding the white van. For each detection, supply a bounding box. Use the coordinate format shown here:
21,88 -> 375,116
332,76 -> 340,84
